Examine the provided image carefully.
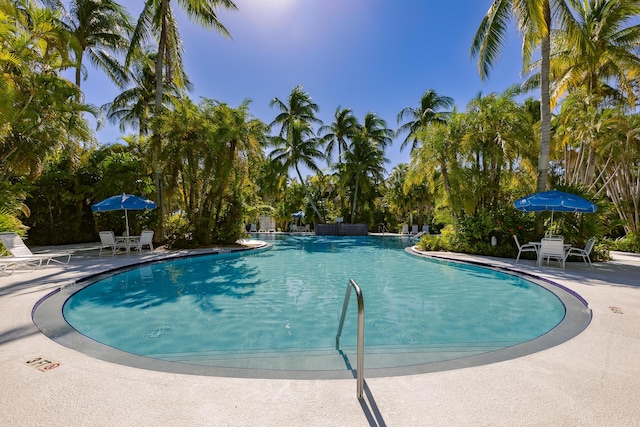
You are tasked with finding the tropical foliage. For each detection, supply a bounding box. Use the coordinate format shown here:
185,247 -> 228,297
1,0 -> 640,260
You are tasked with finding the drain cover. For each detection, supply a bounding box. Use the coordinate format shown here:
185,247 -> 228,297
24,357 -> 61,372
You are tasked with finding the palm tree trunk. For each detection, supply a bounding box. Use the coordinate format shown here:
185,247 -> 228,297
296,165 -> 324,223
351,178 -> 359,223
439,158 -> 458,221
536,3 -> 552,195
535,2 -> 552,235
151,0 -> 169,241
75,55 -> 82,88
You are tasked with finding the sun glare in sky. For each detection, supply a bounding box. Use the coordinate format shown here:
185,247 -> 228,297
224,0 -> 370,50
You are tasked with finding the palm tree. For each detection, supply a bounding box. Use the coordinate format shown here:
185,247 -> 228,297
412,116 -> 464,221
358,112 -> 393,150
341,133 -> 388,223
342,112 -> 392,222
270,85 -> 322,140
318,106 -> 358,165
61,0 -> 133,89
461,89 -> 534,210
129,0 -> 236,233
156,98 -> 267,244
396,89 -> 454,153
129,0 -> 236,115
546,0 -> 640,108
269,85 -> 325,221
269,120 -> 326,222
103,51 -> 182,136
1,0 -> 94,179
471,0 -> 571,195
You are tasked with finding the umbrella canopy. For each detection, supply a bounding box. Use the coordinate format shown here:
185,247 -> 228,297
91,194 -> 156,235
291,211 -> 305,219
514,190 -> 597,213
514,190 -> 597,234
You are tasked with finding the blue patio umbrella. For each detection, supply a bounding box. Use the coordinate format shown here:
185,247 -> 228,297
514,190 -> 597,233
91,194 -> 156,236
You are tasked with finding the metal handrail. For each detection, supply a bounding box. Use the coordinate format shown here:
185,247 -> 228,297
336,278 -> 365,399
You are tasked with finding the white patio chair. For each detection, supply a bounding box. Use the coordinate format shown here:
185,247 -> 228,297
513,235 -> 538,263
135,230 -> 154,253
249,223 -> 257,233
411,225 -> 419,235
565,238 -> 595,269
400,224 -> 409,234
538,237 -> 566,269
99,231 -> 128,256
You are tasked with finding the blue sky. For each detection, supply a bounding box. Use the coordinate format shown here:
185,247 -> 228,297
81,0 -> 527,174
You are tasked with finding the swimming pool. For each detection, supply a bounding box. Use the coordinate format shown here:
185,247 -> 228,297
35,235 -> 591,379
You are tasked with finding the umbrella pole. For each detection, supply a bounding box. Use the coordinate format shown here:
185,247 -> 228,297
125,209 -> 130,236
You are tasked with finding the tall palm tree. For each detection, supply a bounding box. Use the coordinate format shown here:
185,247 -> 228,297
270,85 -> 322,140
318,106 -> 358,165
269,85 -> 325,221
341,133 -> 388,223
129,0 -> 236,233
129,0 -> 236,115
358,112 -> 393,150
471,0 -> 571,195
61,0 -> 132,89
396,89 -> 454,153
342,112 -> 392,222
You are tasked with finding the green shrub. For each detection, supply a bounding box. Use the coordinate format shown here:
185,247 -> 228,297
605,233 -> 640,254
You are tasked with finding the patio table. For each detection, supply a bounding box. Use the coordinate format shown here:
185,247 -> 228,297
117,235 -> 140,254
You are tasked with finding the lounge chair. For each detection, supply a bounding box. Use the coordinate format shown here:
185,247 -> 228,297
0,258 -> 16,274
135,230 -> 154,253
513,235 -> 538,263
538,237 -> 566,269
249,223 -> 257,233
411,231 -> 426,240
410,225 -> 419,235
0,232 -> 71,267
400,225 -> 409,234
565,238 -> 595,269
98,231 -> 128,256
0,257 -> 43,274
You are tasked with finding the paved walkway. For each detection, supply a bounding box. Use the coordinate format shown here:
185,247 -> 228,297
1,244 -> 639,426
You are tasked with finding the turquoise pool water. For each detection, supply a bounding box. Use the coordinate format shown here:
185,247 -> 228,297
62,235 -> 567,374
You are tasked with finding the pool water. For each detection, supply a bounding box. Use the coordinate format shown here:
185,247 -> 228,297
62,235 -> 566,374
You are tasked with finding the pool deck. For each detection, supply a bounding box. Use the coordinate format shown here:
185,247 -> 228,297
1,241 -> 639,426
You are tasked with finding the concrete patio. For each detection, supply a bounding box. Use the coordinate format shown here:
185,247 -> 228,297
1,244 -> 639,426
